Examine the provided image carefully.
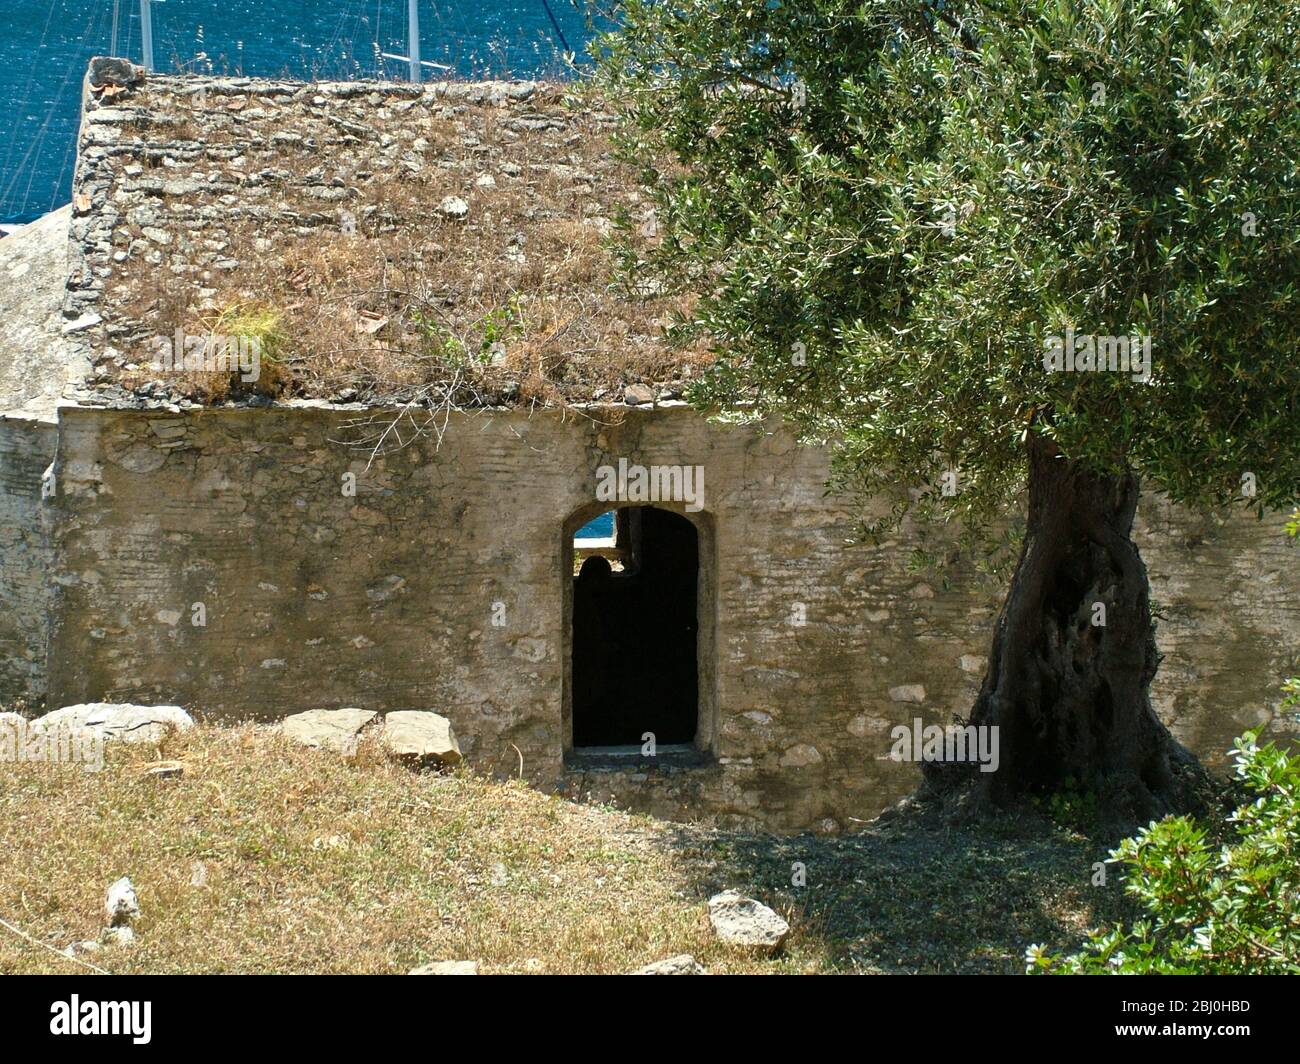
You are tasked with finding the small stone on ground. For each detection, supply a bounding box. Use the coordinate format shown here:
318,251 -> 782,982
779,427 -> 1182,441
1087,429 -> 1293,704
707,890 -> 790,954
635,954 -> 704,975
32,704 -> 193,744
105,876 -> 140,925
381,711 -> 462,767
281,708 -> 378,753
100,926 -> 136,948
410,960 -> 478,975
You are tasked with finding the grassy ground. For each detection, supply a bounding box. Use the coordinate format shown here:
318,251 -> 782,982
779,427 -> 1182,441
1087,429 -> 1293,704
0,724 -> 1134,974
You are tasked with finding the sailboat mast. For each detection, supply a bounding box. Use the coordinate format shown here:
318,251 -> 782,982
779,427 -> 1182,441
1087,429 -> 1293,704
407,0 -> 421,83
140,0 -> 155,72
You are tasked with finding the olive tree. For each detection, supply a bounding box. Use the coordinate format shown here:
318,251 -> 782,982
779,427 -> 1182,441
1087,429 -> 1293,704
592,0 -> 1300,819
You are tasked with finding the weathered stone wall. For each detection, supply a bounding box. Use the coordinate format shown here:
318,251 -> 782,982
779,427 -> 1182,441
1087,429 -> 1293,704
0,416 -> 56,704
0,206 -> 81,415
1134,501 -> 1300,761
39,402 -> 1300,831
0,203 -> 81,707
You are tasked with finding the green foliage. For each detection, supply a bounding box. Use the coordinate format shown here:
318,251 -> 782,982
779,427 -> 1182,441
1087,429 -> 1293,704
209,303 -> 285,363
411,296 -> 525,368
1028,728 -> 1300,973
593,0 -> 1300,537
1037,780 -> 1101,833
479,295 -> 527,354
204,301 -> 286,394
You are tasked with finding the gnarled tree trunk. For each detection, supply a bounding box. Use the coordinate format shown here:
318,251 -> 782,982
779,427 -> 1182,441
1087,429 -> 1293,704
925,436 -> 1208,824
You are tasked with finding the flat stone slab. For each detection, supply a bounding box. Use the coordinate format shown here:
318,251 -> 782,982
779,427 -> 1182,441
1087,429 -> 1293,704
634,954 -> 704,975
707,891 -> 790,954
31,703 -> 193,744
410,960 -> 478,975
381,711 -> 462,767
282,708 -> 378,753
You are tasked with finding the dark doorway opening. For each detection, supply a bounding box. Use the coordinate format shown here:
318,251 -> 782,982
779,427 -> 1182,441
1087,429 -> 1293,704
571,506 -> 699,747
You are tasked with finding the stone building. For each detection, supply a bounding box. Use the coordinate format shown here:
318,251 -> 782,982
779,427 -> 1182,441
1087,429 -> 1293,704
0,60 -> 1296,831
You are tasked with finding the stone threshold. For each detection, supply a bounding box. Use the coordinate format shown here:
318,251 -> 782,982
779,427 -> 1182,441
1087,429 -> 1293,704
564,745 -> 714,773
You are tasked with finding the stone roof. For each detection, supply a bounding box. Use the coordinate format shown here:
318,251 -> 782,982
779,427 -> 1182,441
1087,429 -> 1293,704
64,58 -> 704,411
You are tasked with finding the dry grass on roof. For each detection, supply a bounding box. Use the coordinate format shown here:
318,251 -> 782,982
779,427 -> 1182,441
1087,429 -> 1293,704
106,81 -> 711,407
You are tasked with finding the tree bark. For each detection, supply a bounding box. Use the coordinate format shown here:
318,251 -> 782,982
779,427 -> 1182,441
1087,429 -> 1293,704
924,435 -> 1208,824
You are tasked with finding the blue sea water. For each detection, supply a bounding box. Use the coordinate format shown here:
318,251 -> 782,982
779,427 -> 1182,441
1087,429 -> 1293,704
576,511 -> 614,540
0,0 -> 597,225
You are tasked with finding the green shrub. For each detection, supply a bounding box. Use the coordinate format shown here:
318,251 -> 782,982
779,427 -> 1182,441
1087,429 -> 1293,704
1028,724 -> 1300,974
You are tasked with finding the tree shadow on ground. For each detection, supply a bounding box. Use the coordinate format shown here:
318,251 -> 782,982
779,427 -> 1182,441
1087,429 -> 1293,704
664,800 -> 1140,973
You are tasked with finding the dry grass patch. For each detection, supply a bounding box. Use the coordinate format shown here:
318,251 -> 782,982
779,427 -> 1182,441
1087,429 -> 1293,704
0,725 -> 820,974
0,721 -> 1132,974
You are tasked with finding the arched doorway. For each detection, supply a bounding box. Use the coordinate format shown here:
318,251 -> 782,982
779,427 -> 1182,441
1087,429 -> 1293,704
569,506 -> 699,748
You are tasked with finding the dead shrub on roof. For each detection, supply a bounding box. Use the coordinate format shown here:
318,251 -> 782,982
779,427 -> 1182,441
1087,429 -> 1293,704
104,83 -> 715,458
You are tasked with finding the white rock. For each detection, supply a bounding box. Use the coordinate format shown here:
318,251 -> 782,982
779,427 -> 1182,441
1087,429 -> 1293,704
105,876 -> 140,926
888,684 -> 927,703
100,926 -> 136,947
62,312 -> 103,334
281,708 -> 378,754
779,744 -> 822,767
381,711 -> 462,767
410,960 -> 478,975
708,891 -> 790,953
439,196 -> 469,219
635,954 -> 704,975
32,704 -> 193,745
